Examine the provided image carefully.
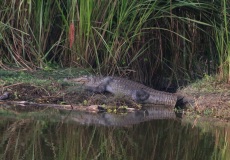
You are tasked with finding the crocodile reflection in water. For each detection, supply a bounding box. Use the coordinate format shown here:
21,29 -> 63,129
65,76 -> 179,107
61,106 -> 182,126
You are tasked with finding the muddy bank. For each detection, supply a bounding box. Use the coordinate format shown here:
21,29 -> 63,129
178,78 -> 230,121
1,69 -> 230,121
0,83 -> 141,110
2,82 -> 229,121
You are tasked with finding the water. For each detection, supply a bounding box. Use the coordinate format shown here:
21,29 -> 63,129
0,105 -> 229,160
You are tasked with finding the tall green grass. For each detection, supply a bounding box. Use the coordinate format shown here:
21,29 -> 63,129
214,0 -> 230,82
0,0 -> 229,84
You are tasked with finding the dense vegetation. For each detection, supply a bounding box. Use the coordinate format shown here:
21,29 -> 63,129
0,0 -> 230,86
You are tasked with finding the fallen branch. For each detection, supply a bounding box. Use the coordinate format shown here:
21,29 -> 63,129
0,100 -> 100,112
0,100 -> 137,113
2,83 -> 24,89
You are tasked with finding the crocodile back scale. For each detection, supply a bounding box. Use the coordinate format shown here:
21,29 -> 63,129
66,76 -> 178,107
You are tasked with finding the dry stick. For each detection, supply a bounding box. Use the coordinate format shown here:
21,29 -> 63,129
0,100 -> 137,113
3,83 -> 24,89
0,100 -> 99,112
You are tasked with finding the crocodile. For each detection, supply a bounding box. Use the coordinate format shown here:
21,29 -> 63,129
65,76 -> 180,107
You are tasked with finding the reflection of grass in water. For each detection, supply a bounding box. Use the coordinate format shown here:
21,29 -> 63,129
212,130 -> 229,160
54,120 -> 215,160
0,117 -> 229,159
0,120 -> 47,160
56,126 -> 132,160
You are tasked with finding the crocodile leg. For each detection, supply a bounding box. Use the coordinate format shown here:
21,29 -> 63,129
85,84 -> 107,93
131,90 -> 150,102
85,77 -> 112,93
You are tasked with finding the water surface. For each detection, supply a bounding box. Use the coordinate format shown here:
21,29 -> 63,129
0,104 -> 229,160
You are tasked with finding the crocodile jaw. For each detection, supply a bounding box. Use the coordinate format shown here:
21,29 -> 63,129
65,76 -> 107,87
73,77 -> 90,84
65,76 -> 90,85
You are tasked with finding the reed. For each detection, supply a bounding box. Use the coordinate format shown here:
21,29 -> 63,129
0,0 -> 229,84
214,0 -> 230,82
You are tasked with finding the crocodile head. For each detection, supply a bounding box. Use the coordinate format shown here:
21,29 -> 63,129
64,75 -> 111,87
64,75 -> 93,85
69,76 -> 90,84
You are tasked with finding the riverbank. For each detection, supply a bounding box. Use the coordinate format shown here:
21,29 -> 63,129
1,69 -> 230,121
179,75 -> 230,121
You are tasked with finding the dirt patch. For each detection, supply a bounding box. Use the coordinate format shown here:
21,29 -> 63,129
179,83 -> 230,121
3,83 -> 62,103
1,83 -> 140,109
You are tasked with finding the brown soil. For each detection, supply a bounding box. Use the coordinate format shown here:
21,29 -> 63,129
2,83 -> 141,109
179,82 -> 230,121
